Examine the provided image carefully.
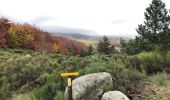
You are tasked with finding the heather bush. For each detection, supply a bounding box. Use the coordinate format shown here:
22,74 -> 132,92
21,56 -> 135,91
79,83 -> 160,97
137,51 -> 165,74
0,50 -> 63,99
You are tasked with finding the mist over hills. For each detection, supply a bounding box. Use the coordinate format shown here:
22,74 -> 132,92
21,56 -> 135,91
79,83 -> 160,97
51,32 -> 131,41
39,25 -> 133,41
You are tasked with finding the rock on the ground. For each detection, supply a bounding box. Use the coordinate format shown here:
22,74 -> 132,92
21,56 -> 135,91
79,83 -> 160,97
65,72 -> 113,100
25,54 -> 31,58
101,91 -> 129,100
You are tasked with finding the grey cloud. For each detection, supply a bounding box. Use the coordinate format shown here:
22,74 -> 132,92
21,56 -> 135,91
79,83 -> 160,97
41,25 -> 98,36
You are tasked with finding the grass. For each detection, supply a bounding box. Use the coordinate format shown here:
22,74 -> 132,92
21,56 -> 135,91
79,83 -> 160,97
142,72 -> 170,100
12,94 -> 32,100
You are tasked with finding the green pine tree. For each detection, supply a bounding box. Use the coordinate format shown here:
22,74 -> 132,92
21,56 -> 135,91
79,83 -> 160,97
97,35 -> 113,54
79,50 -> 87,57
136,0 -> 170,50
87,45 -> 93,55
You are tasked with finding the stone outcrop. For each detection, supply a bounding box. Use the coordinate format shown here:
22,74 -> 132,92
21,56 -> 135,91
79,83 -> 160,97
65,72 -> 113,100
101,91 -> 129,100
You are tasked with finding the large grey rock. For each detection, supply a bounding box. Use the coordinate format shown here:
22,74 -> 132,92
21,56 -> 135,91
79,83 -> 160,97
101,91 -> 129,100
65,72 -> 113,100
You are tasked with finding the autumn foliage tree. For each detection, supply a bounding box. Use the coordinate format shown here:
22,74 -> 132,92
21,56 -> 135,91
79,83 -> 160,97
0,17 -> 87,54
0,17 -> 10,47
6,23 -> 35,48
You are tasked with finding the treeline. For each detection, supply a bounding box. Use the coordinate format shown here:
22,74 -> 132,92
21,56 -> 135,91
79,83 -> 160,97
79,35 -> 117,57
121,0 -> 170,55
0,18 -> 87,55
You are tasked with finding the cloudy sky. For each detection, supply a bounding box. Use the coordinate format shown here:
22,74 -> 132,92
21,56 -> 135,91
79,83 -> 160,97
0,0 -> 170,37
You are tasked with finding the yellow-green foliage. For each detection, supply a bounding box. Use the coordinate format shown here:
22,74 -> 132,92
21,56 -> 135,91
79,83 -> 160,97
6,24 -> 34,48
0,50 -> 63,99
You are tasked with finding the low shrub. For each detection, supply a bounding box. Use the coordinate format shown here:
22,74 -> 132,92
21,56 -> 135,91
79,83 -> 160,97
121,69 -> 145,81
165,51 -> 170,73
154,72 -> 169,86
54,91 -> 66,100
137,51 -> 165,74
0,51 -> 63,99
32,83 -> 58,100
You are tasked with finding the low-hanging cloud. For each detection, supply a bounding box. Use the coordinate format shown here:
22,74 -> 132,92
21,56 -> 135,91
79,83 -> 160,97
41,25 -> 98,36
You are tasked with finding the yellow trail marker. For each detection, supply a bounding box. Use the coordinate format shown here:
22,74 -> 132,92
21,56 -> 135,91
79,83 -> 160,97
68,78 -> 72,86
60,72 -> 79,77
60,71 -> 79,100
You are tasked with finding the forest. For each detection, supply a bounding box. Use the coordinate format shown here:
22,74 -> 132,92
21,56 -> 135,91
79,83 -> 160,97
0,0 -> 170,100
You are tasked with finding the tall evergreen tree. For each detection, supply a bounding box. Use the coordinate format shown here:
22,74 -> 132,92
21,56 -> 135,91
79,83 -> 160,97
136,0 -> 170,50
97,35 -> 113,54
87,45 -> 93,55
159,29 -> 170,50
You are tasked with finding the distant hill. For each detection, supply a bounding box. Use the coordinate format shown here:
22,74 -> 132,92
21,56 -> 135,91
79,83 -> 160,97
52,32 -> 94,40
52,32 -> 131,41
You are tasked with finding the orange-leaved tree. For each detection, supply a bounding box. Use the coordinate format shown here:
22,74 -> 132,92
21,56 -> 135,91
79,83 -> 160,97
0,17 -> 10,47
6,23 -> 35,48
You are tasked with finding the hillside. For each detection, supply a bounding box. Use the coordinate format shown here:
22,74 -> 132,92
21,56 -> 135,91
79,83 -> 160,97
0,18 -> 87,55
53,32 -> 129,42
53,32 -> 93,40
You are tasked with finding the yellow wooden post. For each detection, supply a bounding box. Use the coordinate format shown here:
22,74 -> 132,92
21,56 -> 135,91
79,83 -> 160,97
60,72 -> 79,100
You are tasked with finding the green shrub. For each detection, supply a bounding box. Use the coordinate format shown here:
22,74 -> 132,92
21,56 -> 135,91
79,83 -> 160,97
31,82 -> 59,100
137,51 -> 164,74
165,51 -> 170,72
122,69 -> 145,81
154,72 -> 169,86
0,50 -> 64,99
54,91 -> 66,100
61,56 -> 84,71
